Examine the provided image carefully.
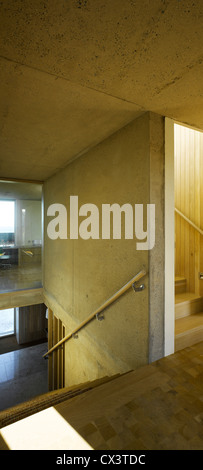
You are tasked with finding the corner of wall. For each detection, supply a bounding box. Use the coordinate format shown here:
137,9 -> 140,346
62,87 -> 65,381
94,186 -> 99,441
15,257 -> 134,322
148,113 -> 165,363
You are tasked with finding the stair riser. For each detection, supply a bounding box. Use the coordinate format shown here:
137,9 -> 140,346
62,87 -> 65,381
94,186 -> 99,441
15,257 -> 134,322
175,326 -> 203,351
175,282 -> 186,295
175,298 -> 203,319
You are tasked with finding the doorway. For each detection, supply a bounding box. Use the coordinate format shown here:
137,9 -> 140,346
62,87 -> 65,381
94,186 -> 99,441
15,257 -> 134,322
0,181 -> 43,293
165,118 -> 203,357
174,123 -> 203,352
0,303 -> 48,411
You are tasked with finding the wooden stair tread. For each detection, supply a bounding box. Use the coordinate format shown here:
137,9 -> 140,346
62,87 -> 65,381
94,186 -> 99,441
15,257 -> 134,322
175,313 -> 203,351
175,277 -> 187,295
175,292 -> 202,304
175,276 -> 187,284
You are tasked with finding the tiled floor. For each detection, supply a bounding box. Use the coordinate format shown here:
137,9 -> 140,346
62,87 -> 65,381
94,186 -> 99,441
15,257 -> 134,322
0,342 -> 48,411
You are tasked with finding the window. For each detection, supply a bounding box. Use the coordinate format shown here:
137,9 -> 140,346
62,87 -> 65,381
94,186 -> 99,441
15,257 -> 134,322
0,308 -> 15,337
0,200 -> 15,246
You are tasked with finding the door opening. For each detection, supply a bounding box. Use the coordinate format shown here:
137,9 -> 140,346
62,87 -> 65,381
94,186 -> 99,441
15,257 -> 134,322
165,118 -> 203,357
174,123 -> 203,352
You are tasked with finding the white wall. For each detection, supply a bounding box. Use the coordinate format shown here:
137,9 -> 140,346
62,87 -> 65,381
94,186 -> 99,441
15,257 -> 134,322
164,117 -> 175,356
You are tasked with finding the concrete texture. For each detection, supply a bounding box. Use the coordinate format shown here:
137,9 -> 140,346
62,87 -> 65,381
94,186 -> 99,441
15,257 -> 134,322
0,182 -> 42,201
0,288 -> 43,310
149,113 -> 165,362
0,0 -> 202,181
0,57 -> 142,181
43,112 -> 165,386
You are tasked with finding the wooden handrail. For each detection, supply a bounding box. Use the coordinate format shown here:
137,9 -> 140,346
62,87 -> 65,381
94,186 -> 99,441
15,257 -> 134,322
175,208 -> 203,236
43,269 -> 147,358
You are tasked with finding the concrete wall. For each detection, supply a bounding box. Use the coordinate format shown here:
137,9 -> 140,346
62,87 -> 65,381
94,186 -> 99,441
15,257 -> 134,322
43,112 -> 165,387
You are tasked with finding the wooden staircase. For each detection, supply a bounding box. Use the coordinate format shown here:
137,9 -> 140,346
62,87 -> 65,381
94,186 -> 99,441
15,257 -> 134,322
175,277 -> 203,351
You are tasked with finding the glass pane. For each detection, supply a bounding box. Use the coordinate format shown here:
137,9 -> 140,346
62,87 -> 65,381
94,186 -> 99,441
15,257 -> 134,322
0,182 -> 42,293
0,201 -> 15,246
0,308 -> 14,337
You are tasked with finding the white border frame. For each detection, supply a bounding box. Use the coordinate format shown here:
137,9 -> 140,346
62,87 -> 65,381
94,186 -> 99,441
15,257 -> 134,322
164,117 -> 175,356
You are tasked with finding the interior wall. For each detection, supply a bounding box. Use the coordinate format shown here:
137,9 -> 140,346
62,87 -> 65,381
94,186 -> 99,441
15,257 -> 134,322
43,112 -> 165,387
174,124 -> 203,295
148,113 -> 165,362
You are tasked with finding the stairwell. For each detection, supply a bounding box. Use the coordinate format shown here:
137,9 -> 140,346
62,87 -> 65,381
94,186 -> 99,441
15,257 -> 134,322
175,277 -> 203,351
174,124 -> 203,352
0,374 -> 122,429
0,342 -> 203,450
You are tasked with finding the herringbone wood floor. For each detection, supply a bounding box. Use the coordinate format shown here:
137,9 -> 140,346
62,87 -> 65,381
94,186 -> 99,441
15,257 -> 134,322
56,342 -> 203,450
0,342 -> 202,450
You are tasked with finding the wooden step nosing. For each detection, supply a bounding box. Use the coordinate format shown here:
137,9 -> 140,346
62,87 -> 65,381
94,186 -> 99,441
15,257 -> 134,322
175,324 -> 203,338
175,297 -> 202,305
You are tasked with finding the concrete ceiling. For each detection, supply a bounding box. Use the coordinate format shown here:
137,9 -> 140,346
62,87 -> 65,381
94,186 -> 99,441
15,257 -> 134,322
0,181 -> 42,200
0,0 -> 203,182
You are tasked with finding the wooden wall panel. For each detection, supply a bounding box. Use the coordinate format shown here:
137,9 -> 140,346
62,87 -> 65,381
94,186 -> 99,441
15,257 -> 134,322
15,303 -> 47,344
48,311 -> 65,392
174,124 -> 203,295
48,308 -> 53,391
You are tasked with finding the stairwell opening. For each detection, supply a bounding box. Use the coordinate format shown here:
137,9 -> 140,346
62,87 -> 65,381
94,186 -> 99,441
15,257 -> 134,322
174,123 -> 203,351
0,303 -> 48,412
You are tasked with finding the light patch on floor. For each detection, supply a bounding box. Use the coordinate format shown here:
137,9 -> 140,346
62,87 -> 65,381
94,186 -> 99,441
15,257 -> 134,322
1,407 -> 93,450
